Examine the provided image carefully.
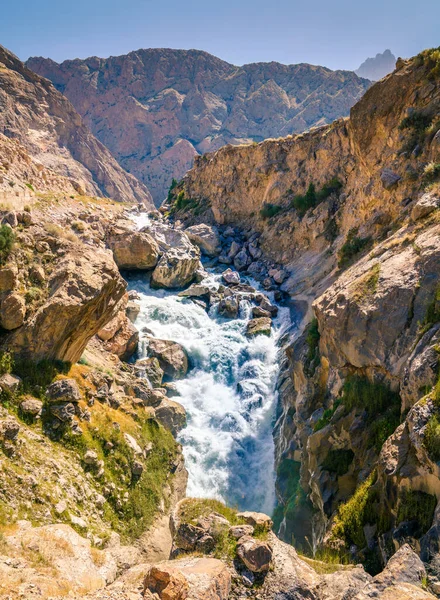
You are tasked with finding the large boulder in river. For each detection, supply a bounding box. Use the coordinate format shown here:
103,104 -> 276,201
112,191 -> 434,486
155,398 -> 187,435
147,338 -> 188,380
151,246 -> 200,290
246,317 -> 272,338
107,225 -> 159,270
185,224 -> 221,257
144,557 -> 231,600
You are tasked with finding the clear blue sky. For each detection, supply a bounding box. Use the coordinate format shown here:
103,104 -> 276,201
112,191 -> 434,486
1,0 -> 439,70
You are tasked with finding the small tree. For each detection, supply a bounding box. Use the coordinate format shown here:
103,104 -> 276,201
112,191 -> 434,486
0,225 -> 14,265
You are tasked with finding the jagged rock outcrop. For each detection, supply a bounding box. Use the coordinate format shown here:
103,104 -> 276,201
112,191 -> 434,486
0,45 -> 153,205
28,49 -> 370,204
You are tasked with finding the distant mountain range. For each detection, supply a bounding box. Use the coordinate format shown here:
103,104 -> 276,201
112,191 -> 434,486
28,49 -> 371,204
355,49 -> 396,81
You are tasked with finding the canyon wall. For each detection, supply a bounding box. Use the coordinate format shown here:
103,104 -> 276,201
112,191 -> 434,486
28,48 -> 370,204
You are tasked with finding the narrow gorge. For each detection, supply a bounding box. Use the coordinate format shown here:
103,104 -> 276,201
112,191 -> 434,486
0,38 -> 439,600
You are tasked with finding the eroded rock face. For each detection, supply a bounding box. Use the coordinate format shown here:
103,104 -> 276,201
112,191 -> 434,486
8,245 -> 126,363
147,338 -> 189,380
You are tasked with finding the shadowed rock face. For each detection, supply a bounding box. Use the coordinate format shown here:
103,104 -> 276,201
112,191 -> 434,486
0,45 -> 153,206
27,48 -> 371,204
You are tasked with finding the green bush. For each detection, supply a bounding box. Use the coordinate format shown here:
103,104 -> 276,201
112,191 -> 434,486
399,111 -> 433,133
423,286 -> 440,331
368,408 -> 401,452
341,375 -> 401,418
333,472 -> 376,548
260,203 -> 282,219
322,449 -> 354,476
396,490 -> 436,535
0,225 -> 15,265
424,414 -> 440,460
304,318 -> 320,376
423,162 -> 440,183
0,351 -> 13,376
291,178 -> 342,217
314,400 -> 341,432
338,229 -> 371,268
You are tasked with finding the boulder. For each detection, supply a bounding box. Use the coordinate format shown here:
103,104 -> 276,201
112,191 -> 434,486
411,192 -> 439,222
228,241 -> 241,259
174,523 -> 207,551
151,245 -> 200,289
260,298 -> 278,316
252,306 -> 271,318
221,268 -> 240,285
381,168 -> 401,189
236,511 -> 273,530
144,557 -> 231,600
229,525 -> 254,539
155,398 -> 187,435
218,295 -> 239,319
148,338 -> 188,380
236,535 -> 273,573
107,226 -> 159,270
0,265 -> 17,292
46,378 -> 81,403
19,396 -> 43,418
50,402 -> 75,423
103,315 -> 139,361
178,284 -> 210,298
0,417 -> 20,440
0,373 -> 21,393
0,292 -> 25,330
234,248 -> 250,271
126,300 -> 140,323
135,357 -> 164,387
185,224 -> 221,257
246,317 -> 272,338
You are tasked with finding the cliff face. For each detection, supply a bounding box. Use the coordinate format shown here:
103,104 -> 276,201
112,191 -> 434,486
0,45 -> 153,206
175,49 -> 440,572
27,48 -> 370,204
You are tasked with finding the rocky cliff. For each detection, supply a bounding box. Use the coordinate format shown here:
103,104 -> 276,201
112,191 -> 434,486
0,45 -> 153,205
171,47 -> 440,578
27,48 -> 371,204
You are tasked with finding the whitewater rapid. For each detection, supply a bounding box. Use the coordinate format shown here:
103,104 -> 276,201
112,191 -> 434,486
128,217 -> 290,514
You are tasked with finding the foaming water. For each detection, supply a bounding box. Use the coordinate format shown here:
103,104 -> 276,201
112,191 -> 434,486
127,215 -> 290,514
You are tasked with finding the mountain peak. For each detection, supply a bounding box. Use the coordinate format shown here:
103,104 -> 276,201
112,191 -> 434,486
355,49 -> 396,81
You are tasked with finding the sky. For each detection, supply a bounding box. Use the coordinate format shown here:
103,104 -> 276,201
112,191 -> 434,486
1,0 -> 439,71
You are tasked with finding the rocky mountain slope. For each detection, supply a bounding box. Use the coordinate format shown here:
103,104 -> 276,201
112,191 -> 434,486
27,48 -> 371,204
355,49 -> 397,81
169,47 -> 440,579
0,45 -> 153,205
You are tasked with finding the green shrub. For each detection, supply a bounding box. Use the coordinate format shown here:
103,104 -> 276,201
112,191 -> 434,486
333,472 -> 376,548
13,358 -> 70,396
0,225 -> 15,265
424,414 -> 440,460
341,375 -> 401,418
291,178 -> 342,217
423,286 -> 440,330
25,287 -> 42,304
322,449 -> 354,476
167,178 -> 179,203
338,229 -> 371,268
368,408 -> 401,452
399,111 -> 433,133
396,490 -> 436,535
25,183 -> 34,192
314,400 -> 341,432
423,162 -> 440,183
304,318 -> 320,376
260,203 -> 283,219
0,351 -> 13,376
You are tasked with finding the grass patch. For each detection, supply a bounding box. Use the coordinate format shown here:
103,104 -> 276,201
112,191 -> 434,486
424,414 -> 440,460
0,224 -> 15,265
338,229 -> 372,268
396,489 -> 436,536
322,449 -> 354,476
178,498 -> 242,527
314,400 -> 341,432
341,375 -> 400,418
260,203 -> 282,219
423,162 -> 440,184
352,263 -> 380,300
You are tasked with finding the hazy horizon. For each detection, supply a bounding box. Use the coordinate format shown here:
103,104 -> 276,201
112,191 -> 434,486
1,0 -> 439,71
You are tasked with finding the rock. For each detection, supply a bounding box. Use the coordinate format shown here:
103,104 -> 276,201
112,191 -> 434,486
144,557 -> 231,600
228,241 -> 241,259
9,244 -> 126,363
29,265 -> 45,284
259,298 -> 278,316
229,525 -> 254,539
221,268 -> 240,285
0,265 -> 17,292
2,212 -> 18,227
248,242 -> 262,259
19,397 -> 43,417
236,511 -> 273,530
126,300 -> 140,323
252,306 -> 271,318
46,378 -> 81,403
0,292 -> 25,330
107,226 -> 159,270
246,317 -> 272,338
50,402 -> 75,423
84,449 -> 100,466
411,192 -> 439,221
401,325 -> 440,410
185,224 -> 221,257
0,417 -> 20,440
131,460 -> 144,476
155,399 -> 187,435
381,168 -> 401,189
269,268 -> 287,284
236,535 -> 273,572
218,295 -> 239,319
175,523 -> 206,551
103,315 -> 139,361
178,284 -> 210,298
124,433 -> 144,456
0,373 -> 21,393
148,338 -> 188,380
234,248 -> 250,271
135,358 -> 164,387
151,245 -> 200,290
